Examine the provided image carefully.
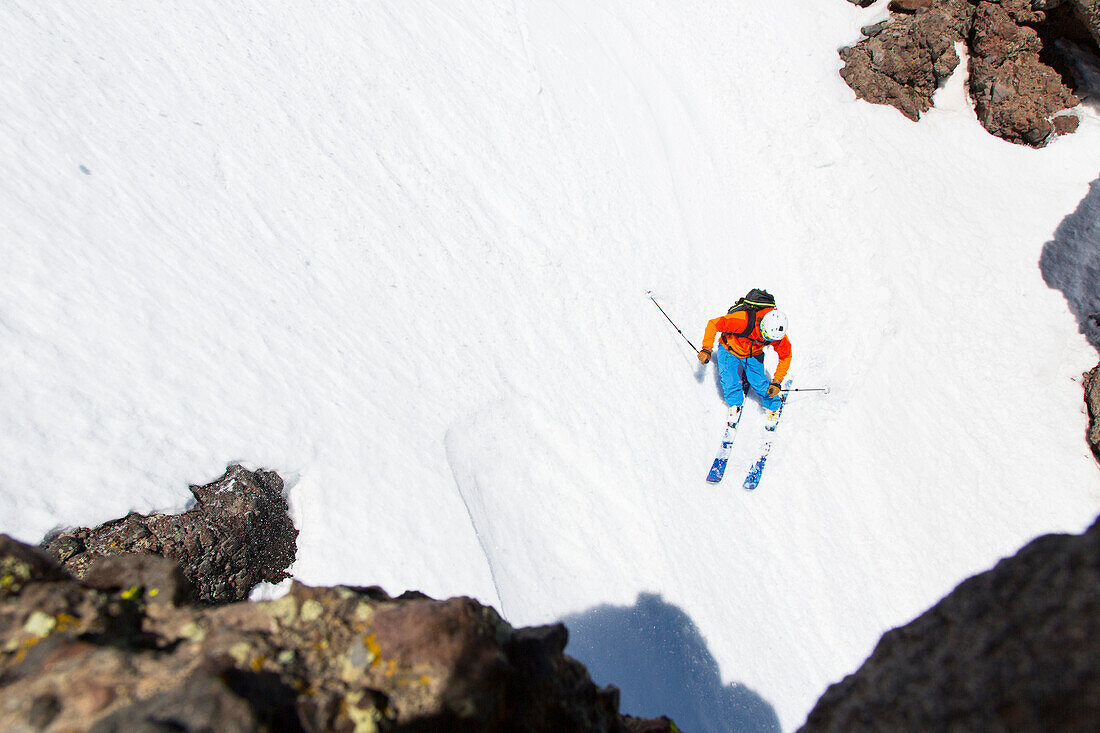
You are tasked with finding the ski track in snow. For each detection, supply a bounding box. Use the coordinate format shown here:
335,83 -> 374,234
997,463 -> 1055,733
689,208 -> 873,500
2,1 -> 1100,730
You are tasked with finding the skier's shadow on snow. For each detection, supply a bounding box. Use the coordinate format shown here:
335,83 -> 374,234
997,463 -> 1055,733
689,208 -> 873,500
562,593 -> 781,733
1040,175 -> 1100,354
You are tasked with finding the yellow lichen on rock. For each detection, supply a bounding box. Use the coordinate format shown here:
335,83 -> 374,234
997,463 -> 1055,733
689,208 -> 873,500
229,642 -> 253,667
54,613 -> 80,633
300,599 -> 324,623
22,611 -> 56,637
178,621 -> 206,642
364,633 -> 382,664
346,704 -> 381,733
265,594 -> 299,626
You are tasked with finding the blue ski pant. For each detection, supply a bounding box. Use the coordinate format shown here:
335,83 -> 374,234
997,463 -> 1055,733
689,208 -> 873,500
716,346 -> 781,411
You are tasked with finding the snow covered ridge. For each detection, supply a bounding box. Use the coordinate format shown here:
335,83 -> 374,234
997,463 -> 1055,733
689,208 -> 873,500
840,0 -> 1100,145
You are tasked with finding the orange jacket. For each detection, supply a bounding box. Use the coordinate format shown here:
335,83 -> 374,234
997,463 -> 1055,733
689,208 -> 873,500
702,308 -> 792,383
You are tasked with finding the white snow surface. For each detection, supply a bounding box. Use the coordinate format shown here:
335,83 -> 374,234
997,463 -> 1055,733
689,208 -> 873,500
3,1 -> 1100,730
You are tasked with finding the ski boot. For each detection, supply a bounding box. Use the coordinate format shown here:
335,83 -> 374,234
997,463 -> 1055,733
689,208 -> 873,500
763,406 -> 781,431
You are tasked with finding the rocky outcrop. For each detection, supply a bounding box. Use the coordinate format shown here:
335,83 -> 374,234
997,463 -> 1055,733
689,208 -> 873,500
1086,363 -> 1100,462
799,514 -> 1100,731
41,465 -> 297,605
622,717 -> 680,733
1072,0 -> 1100,46
840,0 -> 973,122
969,0 -> 1081,145
840,0 -> 1100,146
0,537 -> 671,732
0,536 -> 70,596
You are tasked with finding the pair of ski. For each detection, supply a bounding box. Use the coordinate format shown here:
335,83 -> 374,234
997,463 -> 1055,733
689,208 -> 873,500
706,380 -> 790,490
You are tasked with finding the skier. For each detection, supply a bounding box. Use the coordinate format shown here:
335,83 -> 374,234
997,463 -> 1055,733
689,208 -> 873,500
697,291 -> 791,428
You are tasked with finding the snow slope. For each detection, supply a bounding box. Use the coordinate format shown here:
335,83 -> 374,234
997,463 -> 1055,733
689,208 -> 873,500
3,1 -> 1099,729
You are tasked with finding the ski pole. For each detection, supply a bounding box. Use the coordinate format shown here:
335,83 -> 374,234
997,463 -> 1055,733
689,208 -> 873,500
781,387 -> 830,394
647,291 -> 698,352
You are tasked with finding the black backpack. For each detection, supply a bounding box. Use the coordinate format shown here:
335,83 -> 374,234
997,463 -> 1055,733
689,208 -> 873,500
725,288 -> 776,339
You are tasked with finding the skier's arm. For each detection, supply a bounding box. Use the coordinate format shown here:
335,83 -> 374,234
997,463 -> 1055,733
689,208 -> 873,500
702,312 -> 749,351
771,336 -> 792,383
701,317 -> 721,352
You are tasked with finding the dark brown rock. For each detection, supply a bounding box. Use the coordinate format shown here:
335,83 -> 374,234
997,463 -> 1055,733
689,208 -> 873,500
87,674 -> 280,733
889,0 -> 934,13
0,535 -> 668,732
622,716 -> 679,733
860,21 -> 890,37
83,553 -> 194,606
839,1 -> 973,121
1069,1 -> 1100,47
1,535 -> 70,597
1086,364 -> 1100,462
1053,114 -> 1081,134
839,0 -> 1094,146
799,515 -> 1100,731
41,465 -> 297,604
969,1 -> 1079,146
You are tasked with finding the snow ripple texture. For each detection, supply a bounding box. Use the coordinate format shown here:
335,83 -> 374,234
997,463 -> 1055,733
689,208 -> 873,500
2,1 -> 1099,729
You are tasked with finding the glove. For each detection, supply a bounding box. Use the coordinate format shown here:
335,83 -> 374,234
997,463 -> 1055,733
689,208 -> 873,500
766,380 -> 782,398
697,349 -> 712,364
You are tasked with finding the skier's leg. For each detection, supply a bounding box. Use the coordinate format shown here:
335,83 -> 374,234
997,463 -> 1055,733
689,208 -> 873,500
716,347 -> 746,408
744,354 -> 781,411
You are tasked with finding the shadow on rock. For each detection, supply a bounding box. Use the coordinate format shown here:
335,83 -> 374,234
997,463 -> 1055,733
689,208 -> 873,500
562,593 -> 780,733
800,515 -> 1100,732
1040,176 -> 1100,353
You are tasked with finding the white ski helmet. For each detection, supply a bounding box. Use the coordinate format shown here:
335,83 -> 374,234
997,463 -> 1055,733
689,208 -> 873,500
759,309 -> 788,341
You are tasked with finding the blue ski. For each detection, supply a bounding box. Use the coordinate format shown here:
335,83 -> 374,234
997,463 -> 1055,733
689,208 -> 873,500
705,423 -> 737,483
742,437 -> 775,491
743,380 -> 791,491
